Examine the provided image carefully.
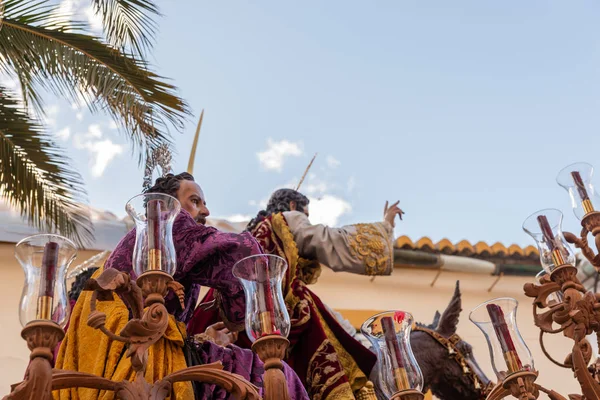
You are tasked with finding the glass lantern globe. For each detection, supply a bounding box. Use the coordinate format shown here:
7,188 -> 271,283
232,254 -> 291,341
523,209 -> 576,273
125,193 -> 181,277
361,311 -> 424,396
556,162 -> 600,220
15,234 -> 77,328
470,298 -> 534,380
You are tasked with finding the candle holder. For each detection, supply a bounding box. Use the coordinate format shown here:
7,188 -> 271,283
15,234 -> 77,330
521,195 -> 600,399
522,209 -> 576,274
125,193 -> 181,277
4,197 -> 262,400
233,254 -> 291,400
361,311 -> 425,400
556,163 -> 600,270
470,298 -> 568,400
470,298 -> 534,380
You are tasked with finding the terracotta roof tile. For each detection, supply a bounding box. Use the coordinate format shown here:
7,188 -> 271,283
394,236 -> 539,260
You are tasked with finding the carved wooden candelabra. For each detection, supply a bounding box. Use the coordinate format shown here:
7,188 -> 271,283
523,224 -> 600,400
4,269 -> 263,400
484,370 -> 569,400
251,335 -> 291,400
519,162 -> 600,399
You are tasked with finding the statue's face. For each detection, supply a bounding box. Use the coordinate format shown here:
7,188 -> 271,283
177,180 -> 210,224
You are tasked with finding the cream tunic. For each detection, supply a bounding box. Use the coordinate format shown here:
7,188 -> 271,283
282,210 -> 394,276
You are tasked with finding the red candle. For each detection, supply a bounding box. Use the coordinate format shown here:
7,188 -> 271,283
256,259 -> 276,335
37,242 -> 59,319
486,304 -> 523,372
381,316 -> 410,390
571,171 -> 595,214
537,215 -> 566,266
536,215 -> 556,251
382,316 -> 404,367
147,200 -> 162,270
147,200 -> 162,250
571,171 -> 590,201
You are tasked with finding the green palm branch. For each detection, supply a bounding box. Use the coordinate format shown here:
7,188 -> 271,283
89,0 -> 160,57
0,0 -> 190,245
0,86 -> 93,245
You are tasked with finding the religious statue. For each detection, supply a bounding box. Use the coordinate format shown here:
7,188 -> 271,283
54,173 -> 309,400
189,189 -> 403,399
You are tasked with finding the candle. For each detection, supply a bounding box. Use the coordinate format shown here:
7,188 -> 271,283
571,171 -> 595,214
37,242 -> 58,320
537,215 -> 565,266
381,316 -> 410,391
147,200 -> 162,270
256,259 -> 276,335
486,304 -> 523,373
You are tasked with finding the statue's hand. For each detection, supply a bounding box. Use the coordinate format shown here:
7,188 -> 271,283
384,200 -> 404,227
205,322 -> 238,347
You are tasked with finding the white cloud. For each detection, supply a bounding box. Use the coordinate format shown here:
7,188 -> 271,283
308,195 -> 352,226
71,102 -> 79,110
222,214 -> 253,223
88,124 -> 102,138
74,124 -> 123,177
84,6 -> 103,33
326,155 -> 341,168
58,0 -> 102,33
76,113 -> 84,121
257,139 -> 303,172
108,120 -> 118,130
56,127 -> 71,141
0,73 -> 19,90
59,0 -> 79,15
44,104 -> 60,127
88,140 -> 123,177
303,181 -> 328,195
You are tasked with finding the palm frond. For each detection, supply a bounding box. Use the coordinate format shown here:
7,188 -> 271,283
0,0 -> 189,156
89,0 -> 160,57
0,85 -> 93,246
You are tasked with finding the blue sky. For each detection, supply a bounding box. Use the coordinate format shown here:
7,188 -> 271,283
23,0 -> 600,247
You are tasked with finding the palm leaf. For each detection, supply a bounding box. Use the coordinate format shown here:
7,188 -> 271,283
0,0 -> 189,156
0,85 -> 93,246
89,0 -> 160,57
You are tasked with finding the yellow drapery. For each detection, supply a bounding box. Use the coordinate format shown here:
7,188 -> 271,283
54,267 -> 193,399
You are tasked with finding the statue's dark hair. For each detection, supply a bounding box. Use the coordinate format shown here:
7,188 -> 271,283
246,189 -> 309,232
68,267 -> 99,302
144,172 -> 195,197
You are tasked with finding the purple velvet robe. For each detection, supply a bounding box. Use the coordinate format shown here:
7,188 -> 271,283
105,209 -> 260,326
104,210 -> 309,400
195,340 -> 308,400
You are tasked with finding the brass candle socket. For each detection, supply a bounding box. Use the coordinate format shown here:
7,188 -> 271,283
390,389 -> 425,400
251,335 -> 291,400
3,268 -> 262,400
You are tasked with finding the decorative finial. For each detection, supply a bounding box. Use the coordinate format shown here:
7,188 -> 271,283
143,143 -> 173,191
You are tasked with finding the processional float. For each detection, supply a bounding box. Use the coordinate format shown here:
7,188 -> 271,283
3,192 -> 291,400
